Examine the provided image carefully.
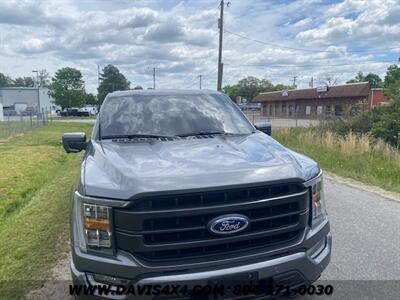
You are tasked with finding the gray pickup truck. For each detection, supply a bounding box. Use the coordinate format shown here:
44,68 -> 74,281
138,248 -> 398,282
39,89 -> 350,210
63,90 -> 331,299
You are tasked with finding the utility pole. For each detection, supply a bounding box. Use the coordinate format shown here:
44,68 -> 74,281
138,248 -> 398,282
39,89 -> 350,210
292,76 -> 297,89
32,70 -> 40,115
153,67 -> 157,89
97,65 -> 101,88
217,1 -> 230,91
198,75 -> 202,89
309,76 -> 314,88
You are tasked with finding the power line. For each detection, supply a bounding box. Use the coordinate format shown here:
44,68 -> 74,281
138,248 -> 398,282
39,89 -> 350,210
180,68 -> 218,90
224,59 -> 397,68
224,29 -> 400,54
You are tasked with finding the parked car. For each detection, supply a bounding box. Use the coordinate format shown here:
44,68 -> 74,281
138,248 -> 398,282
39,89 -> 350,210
79,106 -> 98,116
60,108 -> 89,117
239,102 -> 261,111
63,90 -> 331,299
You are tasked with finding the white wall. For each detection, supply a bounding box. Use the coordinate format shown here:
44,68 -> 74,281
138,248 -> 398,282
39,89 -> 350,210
38,87 -> 56,113
0,103 -> 3,121
0,87 -> 55,114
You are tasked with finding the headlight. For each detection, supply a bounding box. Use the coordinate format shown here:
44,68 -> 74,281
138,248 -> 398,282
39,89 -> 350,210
83,203 -> 112,248
73,191 -> 128,253
305,172 -> 327,226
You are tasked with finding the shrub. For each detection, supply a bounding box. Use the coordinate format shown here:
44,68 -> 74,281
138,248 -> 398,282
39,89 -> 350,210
349,99 -> 400,148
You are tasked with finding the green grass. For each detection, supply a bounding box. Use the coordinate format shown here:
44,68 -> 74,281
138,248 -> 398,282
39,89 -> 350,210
0,123 -> 93,298
273,128 -> 400,193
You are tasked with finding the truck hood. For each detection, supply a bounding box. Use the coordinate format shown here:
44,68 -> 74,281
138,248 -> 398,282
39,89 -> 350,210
82,132 -> 319,199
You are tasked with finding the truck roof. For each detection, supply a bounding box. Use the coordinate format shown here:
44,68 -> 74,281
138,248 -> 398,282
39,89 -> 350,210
108,89 -> 221,97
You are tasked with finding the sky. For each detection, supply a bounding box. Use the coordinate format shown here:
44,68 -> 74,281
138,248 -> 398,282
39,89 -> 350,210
0,0 -> 399,93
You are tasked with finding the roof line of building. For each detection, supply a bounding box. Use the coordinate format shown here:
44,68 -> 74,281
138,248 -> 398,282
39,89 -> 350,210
0,87 -> 48,90
259,81 -> 370,95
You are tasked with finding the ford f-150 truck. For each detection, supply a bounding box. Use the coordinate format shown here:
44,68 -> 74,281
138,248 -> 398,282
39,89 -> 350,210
63,90 -> 331,299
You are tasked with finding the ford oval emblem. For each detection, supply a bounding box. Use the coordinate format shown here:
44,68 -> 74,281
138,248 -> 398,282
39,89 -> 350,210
208,214 -> 249,236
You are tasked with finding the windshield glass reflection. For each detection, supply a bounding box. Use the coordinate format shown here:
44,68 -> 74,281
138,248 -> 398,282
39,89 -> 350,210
100,93 -> 254,137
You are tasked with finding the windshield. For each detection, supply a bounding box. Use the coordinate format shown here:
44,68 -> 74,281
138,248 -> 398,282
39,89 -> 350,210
99,93 -> 254,138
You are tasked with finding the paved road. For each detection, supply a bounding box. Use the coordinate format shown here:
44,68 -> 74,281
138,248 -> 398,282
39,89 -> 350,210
311,178 -> 400,299
322,178 -> 400,280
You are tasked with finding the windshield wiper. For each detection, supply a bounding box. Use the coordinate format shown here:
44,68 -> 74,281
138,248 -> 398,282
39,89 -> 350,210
102,134 -> 174,140
176,131 -> 229,137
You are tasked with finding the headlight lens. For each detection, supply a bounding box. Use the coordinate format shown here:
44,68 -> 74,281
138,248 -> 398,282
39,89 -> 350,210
73,192 -> 129,253
83,203 -> 112,248
306,172 -> 327,226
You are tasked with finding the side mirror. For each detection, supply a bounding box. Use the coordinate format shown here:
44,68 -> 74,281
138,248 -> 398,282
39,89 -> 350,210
62,132 -> 87,153
254,122 -> 272,136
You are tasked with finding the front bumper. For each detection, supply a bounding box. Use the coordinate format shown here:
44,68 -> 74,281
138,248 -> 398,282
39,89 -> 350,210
71,220 -> 331,299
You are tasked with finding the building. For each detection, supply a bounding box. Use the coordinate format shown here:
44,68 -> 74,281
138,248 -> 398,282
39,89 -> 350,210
368,88 -> 388,106
0,87 -> 56,115
253,82 -> 389,119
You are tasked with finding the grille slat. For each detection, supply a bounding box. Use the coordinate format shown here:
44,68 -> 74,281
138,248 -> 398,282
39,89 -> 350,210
118,217 -> 306,249
136,230 -> 300,261
114,182 -> 308,263
129,182 -> 302,211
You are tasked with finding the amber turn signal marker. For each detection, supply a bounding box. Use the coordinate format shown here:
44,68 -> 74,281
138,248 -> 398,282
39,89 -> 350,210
312,192 -> 321,203
84,217 -> 110,231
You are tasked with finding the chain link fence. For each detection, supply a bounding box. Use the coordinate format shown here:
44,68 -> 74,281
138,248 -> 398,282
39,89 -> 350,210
0,108 -> 52,140
244,110 -> 325,128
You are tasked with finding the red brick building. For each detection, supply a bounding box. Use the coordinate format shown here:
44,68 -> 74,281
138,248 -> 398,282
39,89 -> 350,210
368,88 -> 387,106
253,82 -> 388,119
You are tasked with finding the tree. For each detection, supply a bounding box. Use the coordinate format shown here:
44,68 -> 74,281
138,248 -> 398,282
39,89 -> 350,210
347,72 -> 364,84
97,65 -> 130,104
364,73 -> 383,88
274,83 -> 292,91
222,84 -> 240,102
13,77 -> 35,87
384,64 -> 400,87
85,93 -> 98,106
385,79 -> 400,102
237,76 -> 263,100
324,76 -> 338,86
0,73 -> 13,87
223,77 -> 290,102
49,67 -> 86,109
38,69 -> 50,87
347,63 -> 400,148
347,72 -> 383,88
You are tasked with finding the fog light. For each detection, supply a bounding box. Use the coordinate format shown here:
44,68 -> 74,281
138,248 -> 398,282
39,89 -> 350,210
307,237 -> 326,259
89,273 -> 131,286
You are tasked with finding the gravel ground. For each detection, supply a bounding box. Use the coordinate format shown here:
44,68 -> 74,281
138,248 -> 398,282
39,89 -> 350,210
26,253 -> 72,300
26,174 -> 400,299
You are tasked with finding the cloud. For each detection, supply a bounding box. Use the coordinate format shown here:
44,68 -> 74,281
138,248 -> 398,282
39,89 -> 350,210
292,17 -> 313,28
143,23 -> 185,43
0,0 -> 399,92
0,0 -> 75,28
297,0 -> 400,44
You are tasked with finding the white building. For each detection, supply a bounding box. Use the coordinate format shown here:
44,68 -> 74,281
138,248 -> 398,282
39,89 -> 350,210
0,87 -> 56,115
